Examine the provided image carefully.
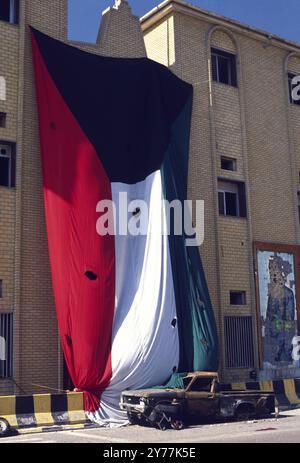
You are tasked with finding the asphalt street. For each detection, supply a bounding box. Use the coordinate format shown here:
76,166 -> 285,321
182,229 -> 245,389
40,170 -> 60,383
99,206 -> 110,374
1,408 -> 300,444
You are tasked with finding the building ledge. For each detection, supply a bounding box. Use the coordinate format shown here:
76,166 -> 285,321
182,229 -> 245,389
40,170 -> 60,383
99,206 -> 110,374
140,0 -> 300,54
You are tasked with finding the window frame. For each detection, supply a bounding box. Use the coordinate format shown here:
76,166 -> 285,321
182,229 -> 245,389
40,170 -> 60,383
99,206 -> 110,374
218,189 -> 239,217
0,0 -> 19,25
221,156 -> 237,172
0,141 -> 16,188
218,179 -> 247,219
218,181 -> 239,217
230,290 -> 247,306
211,47 -> 238,87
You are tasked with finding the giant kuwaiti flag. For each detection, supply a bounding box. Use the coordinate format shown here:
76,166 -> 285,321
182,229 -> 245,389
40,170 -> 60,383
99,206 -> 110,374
31,28 -> 219,426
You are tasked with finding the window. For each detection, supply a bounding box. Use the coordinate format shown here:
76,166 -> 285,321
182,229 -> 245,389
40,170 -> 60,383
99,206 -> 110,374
288,73 -> 300,106
0,113 -> 6,128
0,313 -> 13,378
0,0 -> 19,24
189,377 -> 212,392
224,316 -> 254,368
230,291 -> 246,305
221,156 -> 237,172
211,48 -> 237,87
218,179 -> 247,218
0,143 -> 16,188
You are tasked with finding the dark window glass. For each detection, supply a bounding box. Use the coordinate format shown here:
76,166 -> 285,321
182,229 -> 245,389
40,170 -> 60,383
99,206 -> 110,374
0,156 -> 10,187
218,191 -> 225,215
211,54 -> 218,81
183,377 -> 191,390
237,182 -> 247,218
13,0 -> 19,24
221,157 -> 236,171
230,291 -> 246,305
225,192 -> 238,216
211,48 -> 237,87
218,56 -> 231,84
0,143 -> 16,188
0,113 -> 6,128
0,0 -> 10,22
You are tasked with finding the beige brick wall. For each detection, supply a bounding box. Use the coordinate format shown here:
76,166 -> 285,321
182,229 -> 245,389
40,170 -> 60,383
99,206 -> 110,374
287,54 -> 300,244
71,1 -> 146,59
144,15 -> 175,65
96,1 -> 146,58
241,38 -> 296,244
0,21 -> 19,316
0,13 -> 20,395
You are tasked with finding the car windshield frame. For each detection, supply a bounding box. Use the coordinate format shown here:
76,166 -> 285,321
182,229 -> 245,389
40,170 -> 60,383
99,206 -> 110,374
184,376 -> 215,393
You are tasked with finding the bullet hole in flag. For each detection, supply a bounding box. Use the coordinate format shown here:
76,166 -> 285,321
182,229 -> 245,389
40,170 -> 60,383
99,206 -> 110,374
50,121 -> 56,129
65,334 -> 72,346
171,318 -> 177,328
85,271 -> 98,281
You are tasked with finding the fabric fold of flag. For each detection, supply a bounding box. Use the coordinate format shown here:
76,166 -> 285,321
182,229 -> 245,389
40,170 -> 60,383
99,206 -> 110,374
31,27 -> 219,426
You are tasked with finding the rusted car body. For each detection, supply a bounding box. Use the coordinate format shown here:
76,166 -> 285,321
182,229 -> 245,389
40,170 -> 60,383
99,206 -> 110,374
120,372 -> 275,430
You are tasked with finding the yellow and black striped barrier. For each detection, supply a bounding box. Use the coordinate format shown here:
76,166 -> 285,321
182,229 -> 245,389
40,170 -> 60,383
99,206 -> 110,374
220,378 -> 300,409
0,391 -> 89,432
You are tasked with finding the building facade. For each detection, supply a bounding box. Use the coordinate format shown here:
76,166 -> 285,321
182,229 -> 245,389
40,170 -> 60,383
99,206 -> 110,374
142,0 -> 300,383
0,0 -> 300,395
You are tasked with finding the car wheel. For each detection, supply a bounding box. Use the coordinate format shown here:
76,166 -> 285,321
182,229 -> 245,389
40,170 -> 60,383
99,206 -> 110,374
235,404 -> 255,422
171,419 -> 185,430
0,418 -> 10,437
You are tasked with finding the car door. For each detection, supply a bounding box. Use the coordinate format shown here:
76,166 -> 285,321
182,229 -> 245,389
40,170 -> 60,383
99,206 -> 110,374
185,377 -> 220,418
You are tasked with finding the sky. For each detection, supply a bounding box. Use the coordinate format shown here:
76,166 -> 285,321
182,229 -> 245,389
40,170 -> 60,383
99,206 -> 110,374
68,0 -> 300,45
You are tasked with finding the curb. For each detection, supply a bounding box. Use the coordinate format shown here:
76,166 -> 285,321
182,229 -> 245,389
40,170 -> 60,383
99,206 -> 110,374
16,422 -> 100,435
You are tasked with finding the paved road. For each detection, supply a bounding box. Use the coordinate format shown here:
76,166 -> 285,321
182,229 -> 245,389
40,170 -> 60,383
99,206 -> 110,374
1,409 -> 300,444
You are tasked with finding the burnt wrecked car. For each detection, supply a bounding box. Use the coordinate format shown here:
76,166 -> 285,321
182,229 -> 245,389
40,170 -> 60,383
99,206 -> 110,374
120,372 -> 275,430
